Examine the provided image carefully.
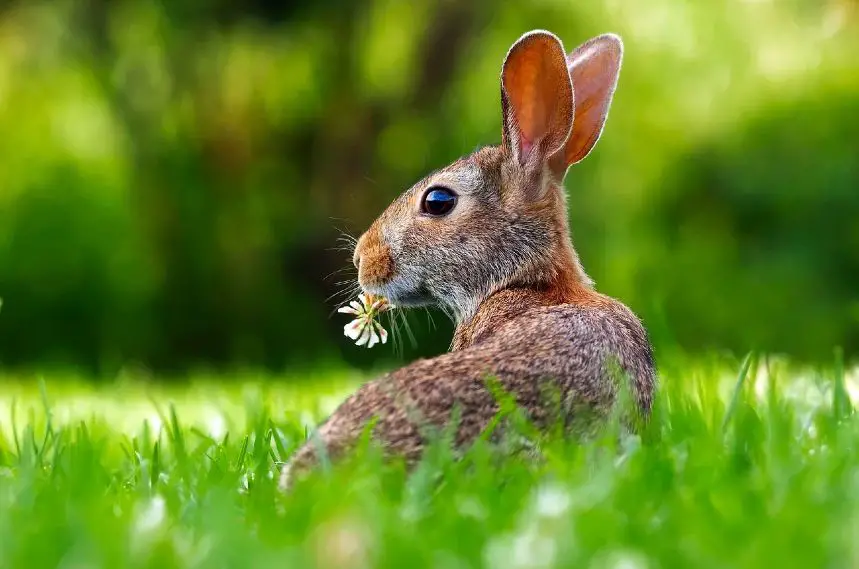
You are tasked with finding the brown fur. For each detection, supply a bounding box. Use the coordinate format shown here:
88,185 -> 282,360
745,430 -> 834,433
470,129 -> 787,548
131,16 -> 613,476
354,221 -> 394,286
279,31 -> 656,491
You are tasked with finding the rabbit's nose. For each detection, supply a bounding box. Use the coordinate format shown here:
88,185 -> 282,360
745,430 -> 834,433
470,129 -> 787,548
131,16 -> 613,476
352,238 -> 363,269
352,229 -> 393,287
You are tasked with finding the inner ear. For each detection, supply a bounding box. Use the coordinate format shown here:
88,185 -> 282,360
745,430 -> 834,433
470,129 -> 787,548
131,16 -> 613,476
501,31 -> 574,169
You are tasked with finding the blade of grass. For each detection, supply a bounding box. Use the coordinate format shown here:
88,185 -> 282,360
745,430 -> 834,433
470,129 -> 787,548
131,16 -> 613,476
833,346 -> 851,420
269,421 -> 289,466
722,351 -> 756,435
235,435 -> 250,471
35,377 -> 56,465
10,397 -> 20,459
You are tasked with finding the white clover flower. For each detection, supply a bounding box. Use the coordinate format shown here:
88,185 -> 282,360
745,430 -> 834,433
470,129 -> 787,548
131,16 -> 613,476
338,293 -> 394,348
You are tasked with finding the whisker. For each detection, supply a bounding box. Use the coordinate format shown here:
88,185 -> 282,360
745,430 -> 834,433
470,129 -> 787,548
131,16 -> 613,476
325,245 -> 358,254
332,247 -> 356,257
333,230 -> 358,245
323,266 -> 355,282
327,226 -> 359,257
325,281 -> 357,297
323,225 -> 365,323
335,234 -> 358,245
423,307 -> 437,331
386,311 -> 403,357
399,310 -> 417,349
395,313 -> 405,356
325,292 -> 353,309
325,282 -> 361,307
437,303 -> 456,324
330,221 -> 358,234
327,294 -> 362,318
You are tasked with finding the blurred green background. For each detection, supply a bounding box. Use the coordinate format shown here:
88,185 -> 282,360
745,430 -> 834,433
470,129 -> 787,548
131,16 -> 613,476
0,0 -> 857,377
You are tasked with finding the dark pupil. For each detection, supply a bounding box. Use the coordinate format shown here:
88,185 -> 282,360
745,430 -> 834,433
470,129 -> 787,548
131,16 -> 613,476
424,188 -> 456,216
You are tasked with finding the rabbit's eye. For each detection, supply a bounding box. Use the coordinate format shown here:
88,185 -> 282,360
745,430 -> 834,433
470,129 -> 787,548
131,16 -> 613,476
421,187 -> 457,217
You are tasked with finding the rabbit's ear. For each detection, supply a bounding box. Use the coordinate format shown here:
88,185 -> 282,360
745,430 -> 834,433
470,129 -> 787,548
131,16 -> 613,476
556,33 -> 623,169
501,31 -> 574,174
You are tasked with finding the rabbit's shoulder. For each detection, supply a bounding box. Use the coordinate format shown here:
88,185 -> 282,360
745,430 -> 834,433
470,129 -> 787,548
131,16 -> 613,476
472,299 -> 655,399
466,291 -> 650,356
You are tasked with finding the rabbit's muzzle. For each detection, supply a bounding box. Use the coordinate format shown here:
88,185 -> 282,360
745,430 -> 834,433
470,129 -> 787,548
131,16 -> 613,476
353,228 -> 394,289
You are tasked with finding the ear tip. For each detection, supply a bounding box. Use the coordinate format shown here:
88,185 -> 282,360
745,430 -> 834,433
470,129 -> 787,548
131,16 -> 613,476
594,32 -> 624,58
503,29 -> 569,78
519,28 -> 564,43
567,33 -> 624,70
507,29 -> 567,55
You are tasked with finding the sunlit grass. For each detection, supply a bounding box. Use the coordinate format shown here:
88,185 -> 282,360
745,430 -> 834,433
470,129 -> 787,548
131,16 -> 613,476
1,353 -> 858,568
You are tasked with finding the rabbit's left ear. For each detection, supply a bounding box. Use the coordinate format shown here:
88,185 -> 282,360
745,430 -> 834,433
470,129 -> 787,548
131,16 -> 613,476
553,33 -> 623,172
500,31 -> 574,178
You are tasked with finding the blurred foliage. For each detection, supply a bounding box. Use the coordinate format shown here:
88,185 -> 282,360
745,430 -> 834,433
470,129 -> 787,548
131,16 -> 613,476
0,0 -> 857,375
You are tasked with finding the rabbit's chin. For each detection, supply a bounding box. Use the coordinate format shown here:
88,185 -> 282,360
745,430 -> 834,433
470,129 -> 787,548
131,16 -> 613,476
362,279 -> 434,308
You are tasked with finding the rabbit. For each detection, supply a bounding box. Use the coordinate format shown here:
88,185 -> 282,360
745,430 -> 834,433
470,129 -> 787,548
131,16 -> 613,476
279,30 -> 656,491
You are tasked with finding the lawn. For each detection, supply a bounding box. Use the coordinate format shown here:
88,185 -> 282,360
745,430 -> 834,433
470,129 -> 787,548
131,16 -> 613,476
0,352 -> 857,569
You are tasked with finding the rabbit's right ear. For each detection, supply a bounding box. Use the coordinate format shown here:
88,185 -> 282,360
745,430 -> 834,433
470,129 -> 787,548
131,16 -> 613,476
500,30 -> 574,188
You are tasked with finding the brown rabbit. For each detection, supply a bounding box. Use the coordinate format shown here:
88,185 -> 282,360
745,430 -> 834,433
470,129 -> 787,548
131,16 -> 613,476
279,30 -> 656,490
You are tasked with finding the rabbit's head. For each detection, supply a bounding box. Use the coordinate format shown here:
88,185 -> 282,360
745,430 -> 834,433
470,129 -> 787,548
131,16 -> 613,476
353,31 -> 623,322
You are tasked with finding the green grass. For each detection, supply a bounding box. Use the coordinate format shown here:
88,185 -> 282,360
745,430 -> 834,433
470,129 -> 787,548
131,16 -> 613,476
0,353 -> 857,569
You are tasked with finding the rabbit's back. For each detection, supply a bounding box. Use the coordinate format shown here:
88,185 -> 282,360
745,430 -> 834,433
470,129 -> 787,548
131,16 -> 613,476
289,296 -> 655,473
